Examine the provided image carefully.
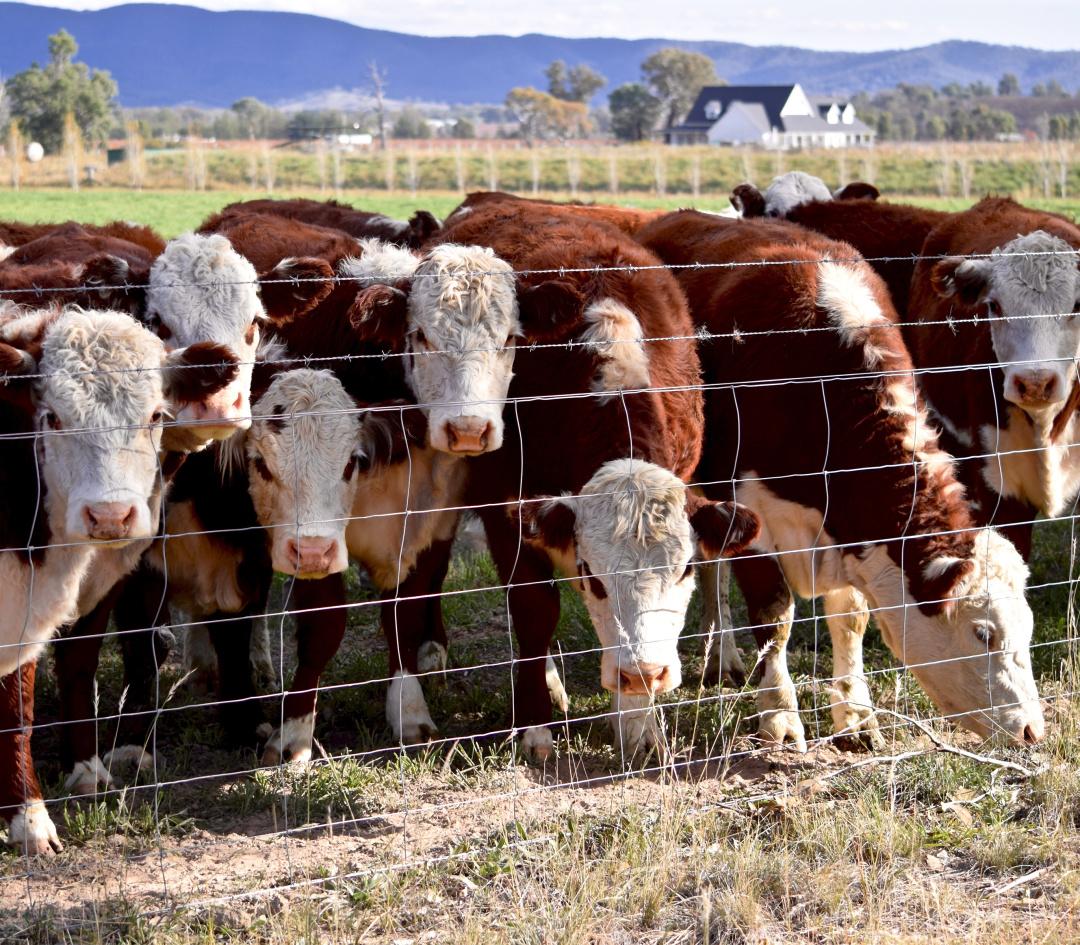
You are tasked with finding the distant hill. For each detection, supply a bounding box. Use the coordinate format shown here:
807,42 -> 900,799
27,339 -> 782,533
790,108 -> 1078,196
1,2 -> 1079,108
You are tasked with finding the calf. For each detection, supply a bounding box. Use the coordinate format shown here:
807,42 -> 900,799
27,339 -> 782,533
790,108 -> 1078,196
638,211 -> 1044,750
0,306 -> 237,854
355,203 -> 758,759
214,198 -> 441,249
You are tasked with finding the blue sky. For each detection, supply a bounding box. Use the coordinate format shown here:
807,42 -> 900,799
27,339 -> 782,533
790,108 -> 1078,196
11,0 -> 1080,51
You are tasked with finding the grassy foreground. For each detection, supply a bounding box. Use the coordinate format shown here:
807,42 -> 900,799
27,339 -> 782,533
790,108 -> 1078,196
0,187 -> 1078,237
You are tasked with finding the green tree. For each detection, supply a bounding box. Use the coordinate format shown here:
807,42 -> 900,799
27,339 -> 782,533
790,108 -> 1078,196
451,117 -> 476,138
1046,79 -> 1067,97
608,83 -> 662,141
998,73 -> 1021,96
545,60 -> 606,103
924,114 -> 947,140
392,106 -> 431,139
5,29 -> 117,152
641,48 -> 719,128
505,87 -> 589,142
1031,83 -> 1048,97
231,97 -> 273,138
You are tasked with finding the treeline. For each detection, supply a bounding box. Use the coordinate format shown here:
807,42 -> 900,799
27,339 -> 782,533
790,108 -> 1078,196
853,75 -> 1080,141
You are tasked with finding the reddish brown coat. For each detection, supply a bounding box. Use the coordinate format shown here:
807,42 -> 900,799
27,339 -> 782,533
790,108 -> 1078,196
447,191 -> 665,238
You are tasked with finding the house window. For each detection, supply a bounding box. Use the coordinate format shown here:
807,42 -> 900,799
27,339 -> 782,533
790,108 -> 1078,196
704,100 -> 722,120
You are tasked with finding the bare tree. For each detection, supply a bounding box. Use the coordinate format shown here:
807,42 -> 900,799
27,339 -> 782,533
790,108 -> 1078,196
369,61 -> 388,151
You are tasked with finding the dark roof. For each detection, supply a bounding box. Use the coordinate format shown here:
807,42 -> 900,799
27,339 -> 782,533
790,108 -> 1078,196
681,84 -> 796,129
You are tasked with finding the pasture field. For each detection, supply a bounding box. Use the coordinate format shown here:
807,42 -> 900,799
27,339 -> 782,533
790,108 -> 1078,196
1,184 -> 1079,943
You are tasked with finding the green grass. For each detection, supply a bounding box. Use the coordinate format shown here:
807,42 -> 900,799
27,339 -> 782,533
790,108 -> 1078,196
0,187 -> 1076,238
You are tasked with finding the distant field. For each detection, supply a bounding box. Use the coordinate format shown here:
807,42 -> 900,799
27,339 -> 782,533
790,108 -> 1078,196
0,187 -> 1078,237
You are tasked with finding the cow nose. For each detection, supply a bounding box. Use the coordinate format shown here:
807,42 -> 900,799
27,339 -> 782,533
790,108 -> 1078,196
83,502 -> 137,540
285,537 -> 338,575
1010,371 -> 1059,407
619,663 -> 670,695
1023,720 -> 1045,745
444,418 -> 494,454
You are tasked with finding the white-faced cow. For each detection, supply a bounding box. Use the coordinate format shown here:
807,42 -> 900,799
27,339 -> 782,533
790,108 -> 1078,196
638,210 -> 1044,750
0,306 -> 237,855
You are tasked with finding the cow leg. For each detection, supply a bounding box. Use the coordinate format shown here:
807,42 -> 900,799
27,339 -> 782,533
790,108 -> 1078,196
206,593 -> 271,749
1,662 -> 62,855
823,586 -> 883,751
699,560 -> 748,688
182,625 -> 219,695
733,554 -> 806,752
482,511 -> 560,763
107,562 -> 173,773
545,653 -> 569,713
414,535 -> 454,679
53,587 -> 122,796
249,617 -> 277,692
261,573 -> 346,766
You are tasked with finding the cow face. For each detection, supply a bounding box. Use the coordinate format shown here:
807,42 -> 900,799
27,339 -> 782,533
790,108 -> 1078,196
932,232 -> 1080,413
347,241 -> 583,457
2,309 -> 236,546
247,368 -> 422,578
849,529 -> 1043,745
521,460 -> 759,697
762,171 -> 833,218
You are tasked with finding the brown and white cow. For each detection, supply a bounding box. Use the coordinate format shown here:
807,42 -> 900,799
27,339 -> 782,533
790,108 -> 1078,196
352,202 -> 758,759
0,306 -> 238,855
638,210 -> 1044,750
444,191 -> 666,237
214,198 -> 441,249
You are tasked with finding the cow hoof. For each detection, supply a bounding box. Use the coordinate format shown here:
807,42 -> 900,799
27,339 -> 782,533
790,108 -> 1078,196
103,745 -> 156,772
417,641 -> 448,676
757,710 -> 808,753
260,713 -> 315,767
520,726 -> 553,763
546,656 -> 569,713
8,801 -> 63,856
831,703 -> 884,752
703,636 -> 747,688
63,756 -> 116,796
387,672 -> 438,745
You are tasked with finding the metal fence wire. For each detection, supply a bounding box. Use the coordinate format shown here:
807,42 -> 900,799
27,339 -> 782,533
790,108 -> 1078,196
0,245 -> 1077,926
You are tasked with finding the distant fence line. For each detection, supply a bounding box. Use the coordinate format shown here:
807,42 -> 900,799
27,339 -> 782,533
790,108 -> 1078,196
1,140 -> 1077,199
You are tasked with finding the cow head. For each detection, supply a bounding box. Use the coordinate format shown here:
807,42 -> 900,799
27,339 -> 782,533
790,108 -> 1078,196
731,173 -> 876,220
345,240 -> 582,456
848,528 -> 1043,745
147,233 -> 332,447
0,308 -> 238,546
931,231 -> 1080,413
520,460 -> 759,697
246,368 -> 424,578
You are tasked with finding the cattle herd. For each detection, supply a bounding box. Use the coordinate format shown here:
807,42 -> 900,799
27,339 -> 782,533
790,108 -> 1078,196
1,178 -> 1075,856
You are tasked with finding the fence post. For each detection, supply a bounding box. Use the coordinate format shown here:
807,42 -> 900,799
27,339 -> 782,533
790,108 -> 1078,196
455,143 -> 466,193
486,145 -> 498,192
384,148 -> 396,193
7,122 -> 22,191
531,150 -> 540,195
654,148 -> 667,197
608,150 -> 619,196
126,121 -> 145,191
690,152 -> 701,199
62,111 -> 81,192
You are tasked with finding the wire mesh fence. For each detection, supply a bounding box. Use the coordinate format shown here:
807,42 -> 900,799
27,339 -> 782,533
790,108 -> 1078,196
0,231 -> 1077,937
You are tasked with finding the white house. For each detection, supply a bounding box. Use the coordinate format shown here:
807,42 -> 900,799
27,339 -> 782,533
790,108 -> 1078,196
668,84 -> 875,149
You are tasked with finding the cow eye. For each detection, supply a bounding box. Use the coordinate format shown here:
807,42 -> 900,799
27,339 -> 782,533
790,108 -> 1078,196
252,456 -> 274,483
577,560 -> 608,599
156,321 -> 173,341
413,328 -> 429,350
985,299 -> 1002,319
680,563 -> 695,582
244,323 -> 257,346
150,409 -> 165,425
973,624 -> 992,645
43,411 -> 61,431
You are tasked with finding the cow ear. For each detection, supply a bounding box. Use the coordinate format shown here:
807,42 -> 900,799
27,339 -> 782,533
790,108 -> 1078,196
78,253 -> 131,294
920,555 -> 977,618
348,282 -> 410,344
0,342 -> 39,411
163,342 -> 240,406
517,279 -> 583,341
689,497 -> 760,560
516,496 -> 577,551
833,181 -> 880,201
250,357 -> 290,406
364,400 -> 428,466
730,183 -> 766,218
258,256 -> 334,324
931,257 -> 992,305
408,210 -> 442,247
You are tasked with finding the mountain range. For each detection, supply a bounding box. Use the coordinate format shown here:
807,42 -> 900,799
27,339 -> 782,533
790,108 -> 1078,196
1,2 -> 1079,108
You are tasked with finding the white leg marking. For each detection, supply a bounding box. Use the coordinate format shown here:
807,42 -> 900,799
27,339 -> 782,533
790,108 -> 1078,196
416,640 -> 448,675
103,745 -> 156,772
824,587 -> 883,750
755,600 -> 807,752
260,712 -> 315,766
386,671 -> 437,744
546,654 -> 569,713
700,561 -> 747,686
520,725 -> 553,763
64,755 -> 115,796
7,800 -> 62,855
611,690 -> 666,759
